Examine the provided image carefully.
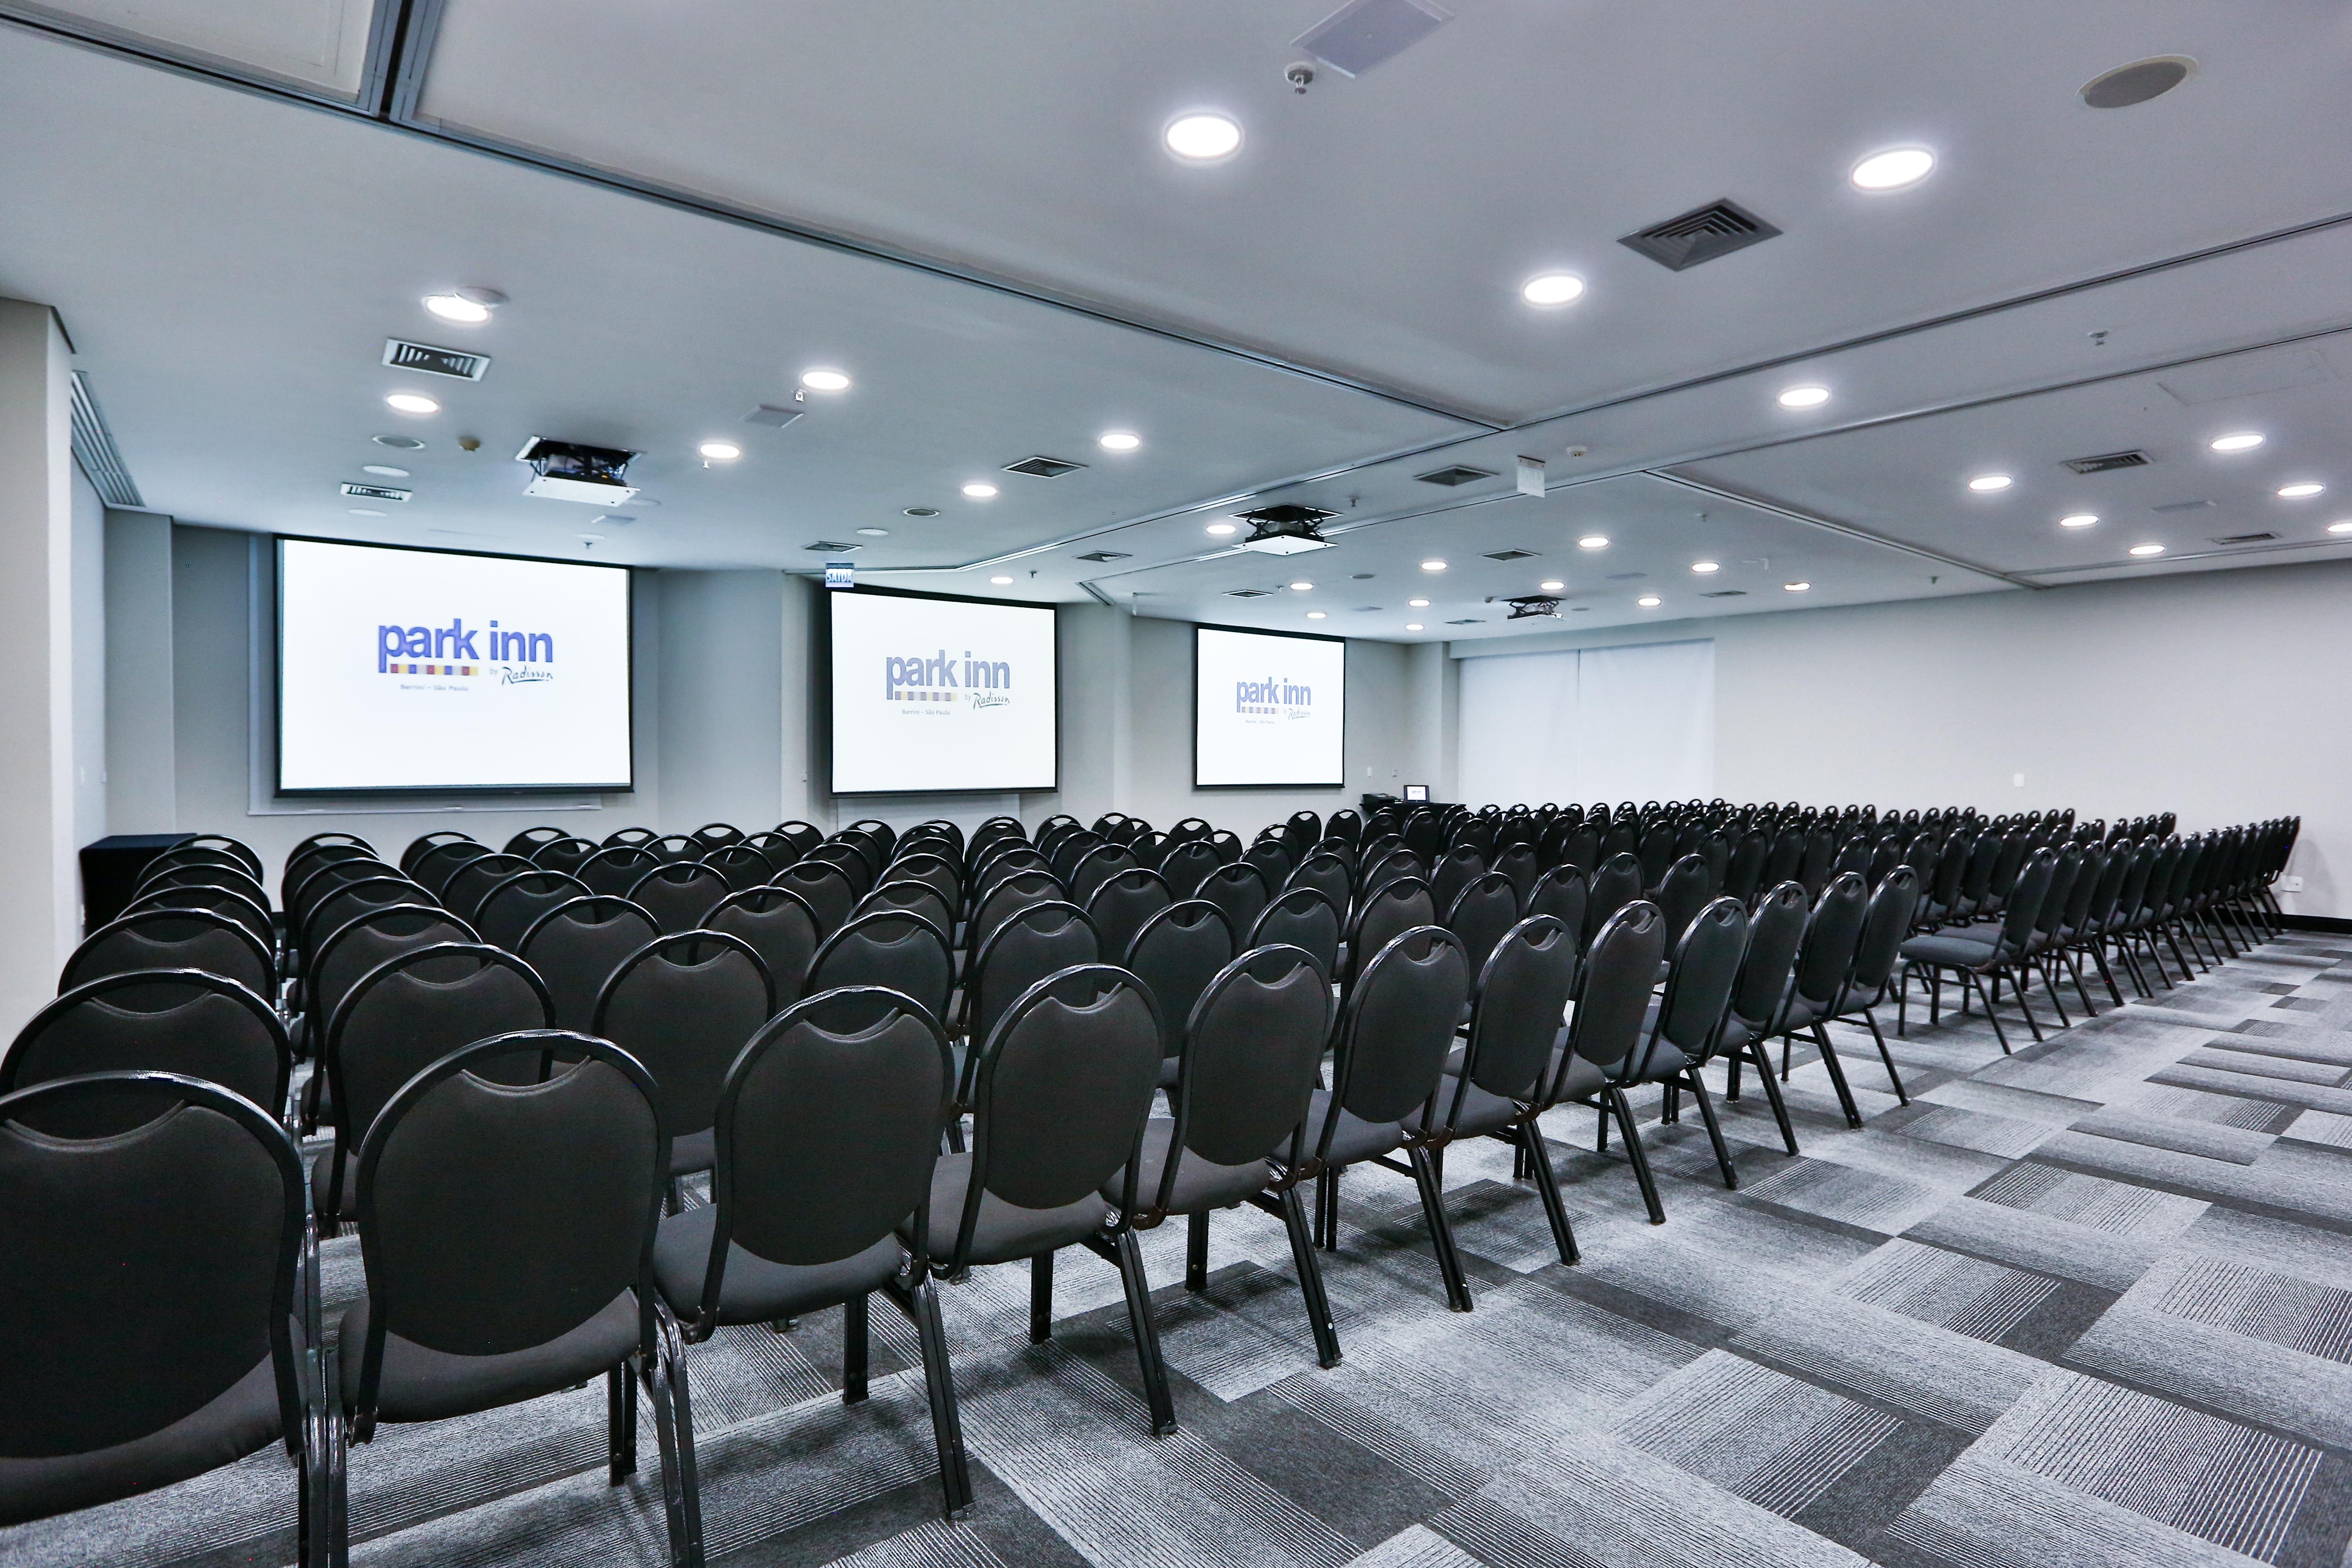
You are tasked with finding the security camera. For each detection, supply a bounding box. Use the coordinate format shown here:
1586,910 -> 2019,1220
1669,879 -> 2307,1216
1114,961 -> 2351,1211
1286,62 -> 1316,93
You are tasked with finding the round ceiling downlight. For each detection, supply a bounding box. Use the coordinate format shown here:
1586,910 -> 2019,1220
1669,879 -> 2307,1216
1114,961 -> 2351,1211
1851,147 -> 1935,191
1419,559 -> 1447,572
2277,483 -> 2325,498
2210,432 -> 2265,452
1539,580 -> 1565,592
384,392 -> 439,415
855,527 -> 889,537
2059,514 -> 2098,529
961,483 -> 998,499
1404,623 -> 1424,631
1521,273 -> 1586,306
1408,598 -> 1429,607
1690,561 -> 1720,574
423,293 -> 491,324
372,434 -> 425,449
1637,595 -> 1662,607
1784,582 -> 1811,592
1578,534 -> 1608,549
1778,384 -> 1830,408
1206,522 -> 1237,536
1098,430 -> 1141,452
800,369 -> 851,392
2081,56 -> 2193,110
1165,113 -> 1241,161
1968,474 -> 2014,492
2129,543 -> 2166,556
698,441 -> 741,461
990,575 -> 1014,585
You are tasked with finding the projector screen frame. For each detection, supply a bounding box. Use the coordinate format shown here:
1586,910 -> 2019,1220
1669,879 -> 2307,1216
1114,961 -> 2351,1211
1190,621 -> 1349,791
271,533 -> 637,798
820,583 -> 1061,797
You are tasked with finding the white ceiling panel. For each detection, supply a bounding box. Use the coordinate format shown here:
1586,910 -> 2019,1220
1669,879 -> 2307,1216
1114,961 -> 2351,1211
0,0 -> 380,97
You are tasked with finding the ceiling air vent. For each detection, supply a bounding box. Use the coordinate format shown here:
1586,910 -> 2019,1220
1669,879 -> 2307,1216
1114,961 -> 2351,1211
742,404 -> 803,428
1075,550 -> 1130,563
2210,532 -> 2277,545
382,339 -> 490,381
2152,498 -> 2213,514
1482,548 -> 1538,562
340,482 -> 411,503
803,540 -> 858,553
1699,589 -> 1748,598
1003,455 -> 1085,478
1416,464 -> 1495,487
68,372 -> 142,508
2062,449 -> 2150,475
1619,200 -> 1782,272
1224,588 -> 1274,599
1445,618 -> 1484,625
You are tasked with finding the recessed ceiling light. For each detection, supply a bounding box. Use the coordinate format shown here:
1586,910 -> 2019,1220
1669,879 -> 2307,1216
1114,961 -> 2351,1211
1521,273 -> 1586,307
698,441 -> 741,461
2277,482 -> 2325,498
2059,513 -> 2098,528
962,482 -> 998,499
347,508 -> 386,517
1307,611 -> 1326,620
1289,580 -> 1313,591
2210,432 -> 2264,452
1408,597 -> 1429,607
1165,112 -> 1241,161
1777,384 -> 1830,408
1420,559 -> 1447,572
1206,522 -> 1237,536
1784,581 -> 1811,592
372,434 -> 425,449
1098,430 -> 1141,452
1404,623 -> 1424,631
855,527 -> 889,537
2129,543 -> 2165,556
1851,146 -> 1935,191
1637,595 -> 1662,607
423,293 -> 491,324
990,575 -> 1014,585
799,369 -> 851,393
361,464 -> 409,478
1577,534 -> 1608,549
904,507 -> 939,517
384,392 -> 439,415
1691,561 -> 1720,573
1539,579 -> 1565,592
1967,474 -> 2013,492
2328,520 -> 2352,534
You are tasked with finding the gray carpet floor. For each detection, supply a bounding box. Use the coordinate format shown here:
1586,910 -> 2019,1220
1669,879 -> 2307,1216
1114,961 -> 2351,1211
12,929 -> 2352,1568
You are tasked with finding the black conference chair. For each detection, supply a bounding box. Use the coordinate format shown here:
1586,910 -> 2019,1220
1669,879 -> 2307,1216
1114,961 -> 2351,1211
1769,872 -> 1873,1127
316,944 -> 554,1224
1244,837 -> 1294,895
1430,843 -> 1485,915
597,930 -> 776,1190
603,826 -> 659,848
807,910 -> 955,1025
1284,850 -> 1354,922
1526,866 -> 1588,947
475,869 -> 591,953
532,835 -> 602,879
771,821 -> 824,861
441,853 -> 537,924
1491,843 -> 1540,912
967,870 -> 1065,963
1820,868 -> 1920,1104
502,826 -> 567,858
650,988 -> 970,1519
960,902 -> 1098,1097
703,886 -> 820,1010
1343,876 -> 1436,991
61,908 -> 275,999
690,821 -> 743,850
1444,872 -> 1521,981
1608,898 -> 1750,1213
1583,851 -> 1644,950
807,841 -> 876,897
1085,867 -> 1172,962
858,879 -> 956,938
884,852 -> 962,920
915,965 -> 1175,1435
333,1032 -> 701,1567
1898,848 -> 2059,1053
0,1073 -> 326,1549
1068,843 -> 1140,907
1717,882 -> 1811,1155
1250,887 -> 1342,984
122,883 -> 275,953
648,834 -> 705,867
134,861 -> 272,916
1123,901 -> 1235,1088
1194,862 -> 1270,946
302,901 -> 478,1068
1307,926 -> 1475,1309
776,859 -> 859,940
630,862 -> 735,936
407,839 -> 491,899
700,843 -> 778,892
300,876 -> 428,969
4,971 -> 291,1134
517,895 -> 662,1032
580,843 -> 664,899
1530,900 -> 1669,1215
1131,943 -> 1344,1364
1158,840 -> 1222,901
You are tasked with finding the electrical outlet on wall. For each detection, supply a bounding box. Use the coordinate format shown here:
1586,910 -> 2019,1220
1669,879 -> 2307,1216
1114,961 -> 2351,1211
2012,773 -> 2026,788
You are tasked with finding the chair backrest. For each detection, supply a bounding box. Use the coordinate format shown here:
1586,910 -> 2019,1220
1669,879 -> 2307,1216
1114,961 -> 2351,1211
2110,842 -> 2157,931
442,853 -> 537,922
1558,901 -> 1667,1082
692,821 -> 744,850
1491,843 -> 1540,911
407,840 -> 490,898
1457,915 -> 1577,1103
1047,831 -> 1103,884
701,843 -> 778,892
1929,834 -> 1971,910
328,944 -> 554,1149
0,1071 -> 306,1474
807,910 -> 955,1022
957,965 -> 1161,1263
517,895 -> 662,1031
1636,822 -> 1680,891
1207,829 -> 1245,864
1584,851 -> 1644,948
1526,866 -> 1588,942
1163,816 -> 1212,848
578,843 -> 663,899
627,861 -> 734,935
1636,897 -> 1748,1076
858,879 -> 955,935
1194,861 -> 1271,945
1361,847 -> 1422,899
648,834 -> 703,866
1558,824 -> 1601,876
774,858 -> 859,939
885,851 -> 962,914
975,843 -> 1051,894
2033,847 -> 2084,942
1244,837 -> 1294,893
122,883 -> 273,950
1789,873 -> 1870,1010
1443,872 -> 1521,979
1761,828 -> 1806,889
135,861 -> 271,914
1084,867 -> 1172,960
1153,944 -> 1328,1214
808,841 -> 876,896
1986,833 -> 2031,902
1068,843 -> 1140,906
1429,843 -> 1485,913
1285,850 -> 1353,916
283,839 -> 375,907
771,821 -> 824,860
595,932 -> 775,1140
302,875 -> 428,959
531,836 -> 601,878
1157,839 -> 1223,901
349,1034 -> 661,1430
602,826 -> 657,847
687,990 -> 951,1331
4,972 -> 290,1136
1654,853 -> 1713,940
475,870 -> 591,953
700,885 -> 820,1009
969,901 -> 1098,1045
501,827 -> 566,858
2059,844 -> 2104,931
1248,887 -> 1342,982
311,904 -> 479,1035
1283,810 -> 1322,858
969,869 -> 1066,957
1729,882 -> 1809,1030
1324,926 -> 1467,1134
1347,877 -> 1436,984
177,834 -> 264,882
1122,900 -> 1234,1061
1843,867 -> 1920,1000
60,908 -> 274,998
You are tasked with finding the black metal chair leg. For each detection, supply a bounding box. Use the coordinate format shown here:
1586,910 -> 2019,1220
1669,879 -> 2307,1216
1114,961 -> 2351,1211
1605,1087 -> 1667,1224
890,1276 -> 972,1517
1185,1210 -> 1210,1291
1809,1023 -> 1864,1127
1857,1008 -> 1907,1104
1315,1165 -> 1339,1250
1407,1144 -> 1474,1310
843,1292 -> 870,1404
1518,1123 -> 1580,1263
2038,959 -> 2071,1028
1274,1186 -> 1343,1366
1966,970 -> 2011,1052
2009,966 -> 2046,1043
1747,1042 -> 1799,1154
1725,1044 -> 1744,1101
1681,1071 -> 1738,1188
1105,1230 -> 1177,1436
1029,1252 -> 1053,1343
647,1331 -> 706,1568
2091,943 -> 2127,1006
608,1363 -> 636,1483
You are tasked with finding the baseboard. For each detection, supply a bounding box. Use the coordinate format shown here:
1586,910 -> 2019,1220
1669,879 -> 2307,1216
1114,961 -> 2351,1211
2278,913 -> 2352,934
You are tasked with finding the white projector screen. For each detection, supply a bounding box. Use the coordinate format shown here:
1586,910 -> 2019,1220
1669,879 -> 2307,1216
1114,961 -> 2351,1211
1194,626 -> 1346,788
276,538 -> 634,794
828,589 -> 1058,795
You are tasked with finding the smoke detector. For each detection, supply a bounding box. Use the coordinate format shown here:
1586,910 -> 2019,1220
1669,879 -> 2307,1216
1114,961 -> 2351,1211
1234,503 -> 1339,555
517,437 -> 639,505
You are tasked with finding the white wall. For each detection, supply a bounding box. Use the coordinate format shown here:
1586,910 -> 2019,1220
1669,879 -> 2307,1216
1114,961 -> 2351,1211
70,464 -> 106,854
104,509 -> 176,830
656,570 -> 785,833
1455,560 -> 2352,915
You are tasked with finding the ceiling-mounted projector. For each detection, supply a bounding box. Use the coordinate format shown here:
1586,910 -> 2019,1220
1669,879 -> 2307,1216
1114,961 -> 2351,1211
1504,594 -> 1562,620
1234,503 -> 1338,554
517,437 -> 640,505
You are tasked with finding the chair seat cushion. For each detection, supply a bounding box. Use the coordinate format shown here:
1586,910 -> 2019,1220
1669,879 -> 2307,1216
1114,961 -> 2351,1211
905,1152 -> 1108,1268
339,1290 -> 639,1424
1107,1119 -> 1271,1217
1156,1058 -> 1180,1090
1304,1089 -> 1403,1166
1544,1047 -> 1608,1103
1900,934 -> 1999,969
1630,1040 -> 1695,1082
1407,1075 -> 1521,1138
0,1354 -> 283,1526
652,1204 -> 905,1326
670,1127 -> 715,1177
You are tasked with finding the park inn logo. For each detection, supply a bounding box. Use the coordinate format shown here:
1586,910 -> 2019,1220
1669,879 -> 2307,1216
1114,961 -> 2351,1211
377,616 -> 556,679
885,649 -> 1013,708
1235,674 -> 1313,718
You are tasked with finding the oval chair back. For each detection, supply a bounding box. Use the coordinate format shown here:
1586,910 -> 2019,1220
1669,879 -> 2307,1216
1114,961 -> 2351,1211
1084,867 -> 1172,961
4,972 -> 290,1137
702,886 -> 820,1008
774,859 -> 859,940
1443,872 -> 1521,981
476,870 -> 590,953
628,863 -> 734,936
1322,926 -> 1467,1141
61,908 -> 274,998
1249,887 -> 1342,983
966,902 -> 1098,1056
594,933 -> 775,1172
1122,901 -> 1234,1069
807,911 -> 955,1024
1553,902 -> 1667,1094
517,896 -> 661,1032
1194,862 -> 1270,947
578,844 -> 662,899
1455,915 -> 1577,1104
